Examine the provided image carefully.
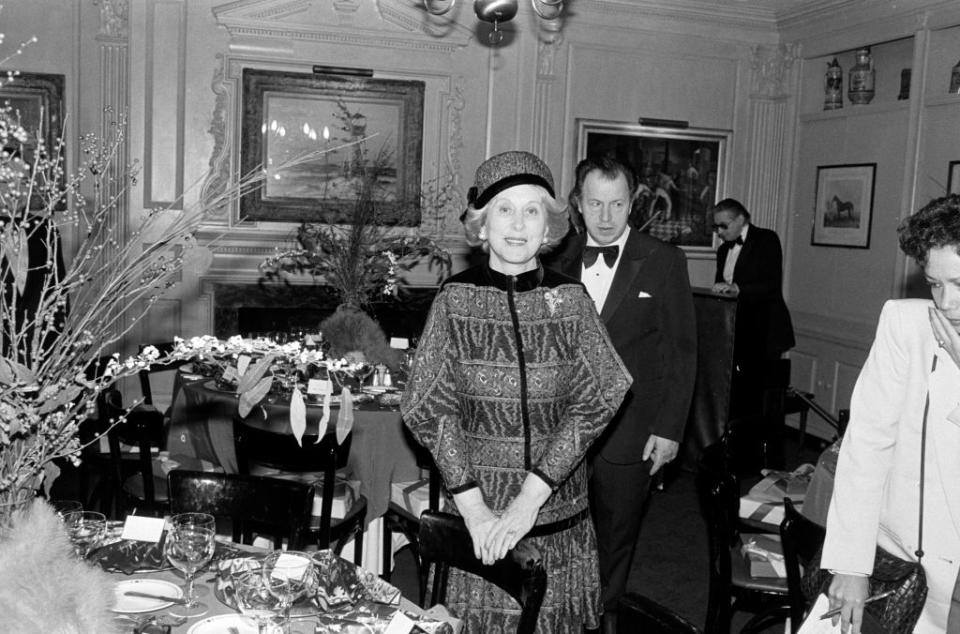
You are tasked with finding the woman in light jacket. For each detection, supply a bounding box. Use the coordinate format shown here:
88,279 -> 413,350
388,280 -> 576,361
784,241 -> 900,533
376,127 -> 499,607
823,194 -> 960,633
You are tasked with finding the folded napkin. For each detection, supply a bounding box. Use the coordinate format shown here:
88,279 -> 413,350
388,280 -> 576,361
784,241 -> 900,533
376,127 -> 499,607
215,550 -> 401,617
316,601 -> 456,633
91,537 -> 242,575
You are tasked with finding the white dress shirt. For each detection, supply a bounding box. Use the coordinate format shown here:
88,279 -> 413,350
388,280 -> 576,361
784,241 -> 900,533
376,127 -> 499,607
722,224 -> 749,284
582,228 -> 631,314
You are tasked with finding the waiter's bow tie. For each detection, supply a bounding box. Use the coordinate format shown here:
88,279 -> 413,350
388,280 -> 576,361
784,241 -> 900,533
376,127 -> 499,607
727,236 -> 744,247
583,244 -> 619,268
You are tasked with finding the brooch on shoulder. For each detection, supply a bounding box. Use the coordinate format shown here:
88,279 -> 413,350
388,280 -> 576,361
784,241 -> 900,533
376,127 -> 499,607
544,289 -> 563,316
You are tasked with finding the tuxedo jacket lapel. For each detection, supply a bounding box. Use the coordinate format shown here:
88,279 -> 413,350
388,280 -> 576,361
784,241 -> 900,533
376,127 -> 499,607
600,233 -> 649,323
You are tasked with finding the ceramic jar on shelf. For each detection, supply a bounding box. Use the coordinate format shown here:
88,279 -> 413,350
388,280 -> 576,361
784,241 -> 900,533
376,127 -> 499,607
824,57 -> 843,110
848,47 -> 875,105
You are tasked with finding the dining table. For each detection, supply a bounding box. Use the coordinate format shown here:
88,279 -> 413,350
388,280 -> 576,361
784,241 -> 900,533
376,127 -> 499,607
164,374 -> 424,573
97,535 -> 459,633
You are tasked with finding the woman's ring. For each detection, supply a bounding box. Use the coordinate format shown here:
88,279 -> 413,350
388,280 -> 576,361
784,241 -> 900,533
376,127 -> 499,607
939,339 -> 946,348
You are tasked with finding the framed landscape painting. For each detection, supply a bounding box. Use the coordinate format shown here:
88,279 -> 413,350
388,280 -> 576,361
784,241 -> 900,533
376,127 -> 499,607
241,69 -> 425,225
811,163 -> 876,248
576,119 -> 731,251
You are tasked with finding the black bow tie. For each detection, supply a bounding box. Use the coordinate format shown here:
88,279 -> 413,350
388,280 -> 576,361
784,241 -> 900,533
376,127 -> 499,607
583,245 -> 619,268
727,236 -> 744,247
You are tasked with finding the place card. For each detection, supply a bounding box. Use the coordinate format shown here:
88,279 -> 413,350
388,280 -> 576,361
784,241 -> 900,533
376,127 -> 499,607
307,378 -> 333,396
120,515 -> 166,543
270,553 -> 310,581
389,337 -> 409,350
384,610 -> 416,634
236,354 -> 252,377
222,365 -> 239,383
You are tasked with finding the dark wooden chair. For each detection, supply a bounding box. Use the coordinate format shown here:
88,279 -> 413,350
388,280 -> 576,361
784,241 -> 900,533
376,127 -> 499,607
697,429 -> 790,634
98,386 -> 170,518
779,499 -> 826,633
418,510 -> 547,634
382,432 -> 442,602
618,593 -> 703,634
168,469 -> 315,550
233,415 -> 367,563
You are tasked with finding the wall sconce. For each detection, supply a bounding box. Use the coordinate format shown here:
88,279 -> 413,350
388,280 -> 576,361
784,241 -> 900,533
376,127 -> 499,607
424,0 -> 565,45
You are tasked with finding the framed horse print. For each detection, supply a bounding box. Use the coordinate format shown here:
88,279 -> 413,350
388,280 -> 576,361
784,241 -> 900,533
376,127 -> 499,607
811,163 -> 876,248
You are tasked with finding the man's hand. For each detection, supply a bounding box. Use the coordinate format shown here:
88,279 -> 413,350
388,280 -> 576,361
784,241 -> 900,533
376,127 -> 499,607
642,435 -> 679,475
930,306 -> 960,371
452,488 -> 498,563
485,475 -> 551,563
711,282 -> 739,297
827,573 -> 870,634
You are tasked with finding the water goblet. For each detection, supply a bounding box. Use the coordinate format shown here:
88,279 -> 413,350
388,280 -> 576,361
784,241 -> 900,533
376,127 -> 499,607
164,524 -> 216,618
234,570 -> 284,634
63,510 -> 106,559
169,511 -> 217,596
260,550 -> 317,634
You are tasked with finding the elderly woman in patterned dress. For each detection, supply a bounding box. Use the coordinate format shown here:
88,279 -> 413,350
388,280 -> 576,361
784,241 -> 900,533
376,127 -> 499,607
400,151 -> 632,633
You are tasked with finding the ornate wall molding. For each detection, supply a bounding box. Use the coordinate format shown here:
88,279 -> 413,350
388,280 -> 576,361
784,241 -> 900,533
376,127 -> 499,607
750,43 -> 798,99
199,55 -> 234,223
95,0 -> 129,40
743,98 -> 788,229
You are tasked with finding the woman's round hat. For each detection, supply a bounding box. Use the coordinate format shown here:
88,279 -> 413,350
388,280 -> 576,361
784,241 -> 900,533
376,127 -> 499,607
467,150 -> 556,209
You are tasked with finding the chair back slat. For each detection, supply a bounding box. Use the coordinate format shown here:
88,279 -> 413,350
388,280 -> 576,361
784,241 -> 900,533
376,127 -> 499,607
780,499 -> 826,633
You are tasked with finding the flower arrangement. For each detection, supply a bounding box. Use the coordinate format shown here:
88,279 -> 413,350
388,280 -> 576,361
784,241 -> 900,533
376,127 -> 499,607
171,335 -> 371,445
258,101 -> 452,368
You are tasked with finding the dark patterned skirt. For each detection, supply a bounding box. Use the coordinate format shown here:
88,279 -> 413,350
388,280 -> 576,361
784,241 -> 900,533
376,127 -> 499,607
444,518 -> 601,633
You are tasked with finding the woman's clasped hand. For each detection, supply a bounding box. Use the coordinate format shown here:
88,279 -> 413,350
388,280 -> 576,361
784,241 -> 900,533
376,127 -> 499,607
455,476 -> 552,565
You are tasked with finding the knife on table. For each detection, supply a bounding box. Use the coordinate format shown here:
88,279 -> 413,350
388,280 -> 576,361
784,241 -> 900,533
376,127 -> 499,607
122,590 -> 190,605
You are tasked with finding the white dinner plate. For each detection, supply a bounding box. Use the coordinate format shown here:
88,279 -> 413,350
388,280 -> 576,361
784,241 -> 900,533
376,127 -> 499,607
112,578 -> 183,613
187,614 -> 258,634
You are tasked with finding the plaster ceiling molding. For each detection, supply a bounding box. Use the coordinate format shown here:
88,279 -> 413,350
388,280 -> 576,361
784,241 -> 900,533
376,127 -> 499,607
776,0 -> 939,56
750,42 -> 798,99
212,0 -> 473,53
570,0 -> 780,45
94,0 -> 129,40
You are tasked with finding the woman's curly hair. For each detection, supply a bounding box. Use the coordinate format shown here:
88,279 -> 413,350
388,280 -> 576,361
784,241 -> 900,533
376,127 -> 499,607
898,194 -> 960,265
461,187 -> 569,254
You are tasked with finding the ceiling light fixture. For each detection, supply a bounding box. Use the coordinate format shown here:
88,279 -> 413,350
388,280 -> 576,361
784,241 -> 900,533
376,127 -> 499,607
423,0 -> 565,45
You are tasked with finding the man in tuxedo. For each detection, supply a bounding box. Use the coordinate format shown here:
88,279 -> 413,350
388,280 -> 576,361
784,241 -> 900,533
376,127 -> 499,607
711,197 -> 795,361
711,198 -> 795,417
548,157 -> 697,633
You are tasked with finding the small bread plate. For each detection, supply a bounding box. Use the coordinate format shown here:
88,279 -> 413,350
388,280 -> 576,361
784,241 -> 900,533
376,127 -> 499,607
112,579 -> 183,613
187,614 -> 258,634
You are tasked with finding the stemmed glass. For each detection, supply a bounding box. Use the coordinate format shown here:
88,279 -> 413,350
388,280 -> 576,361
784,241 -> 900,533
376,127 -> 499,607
260,550 -> 317,634
49,499 -> 83,520
164,517 -> 216,618
234,570 -> 284,634
63,510 -> 106,558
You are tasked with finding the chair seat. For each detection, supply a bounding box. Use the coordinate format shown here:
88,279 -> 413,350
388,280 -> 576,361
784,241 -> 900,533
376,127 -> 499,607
388,478 -> 433,521
730,543 -> 789,594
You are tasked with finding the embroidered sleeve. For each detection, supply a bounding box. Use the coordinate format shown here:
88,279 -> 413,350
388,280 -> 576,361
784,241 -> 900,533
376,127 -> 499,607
532,288 -> 632,487
400,291 -> 478,493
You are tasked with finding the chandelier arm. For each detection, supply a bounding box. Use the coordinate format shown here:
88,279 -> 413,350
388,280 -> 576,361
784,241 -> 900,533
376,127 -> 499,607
424,0 -> 456,16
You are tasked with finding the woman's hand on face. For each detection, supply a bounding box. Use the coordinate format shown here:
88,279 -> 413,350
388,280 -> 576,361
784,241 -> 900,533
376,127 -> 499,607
929,307 -> 960,369
827,573 -> 870,634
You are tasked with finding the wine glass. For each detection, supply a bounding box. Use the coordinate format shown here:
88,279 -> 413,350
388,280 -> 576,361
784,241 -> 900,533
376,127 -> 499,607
234,570 -> 284,634
169,512 -> 216,597
260,550 -> 317,634
49,499 -> 82,520
164,524 -> 216,618
63,510 -> 106,558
